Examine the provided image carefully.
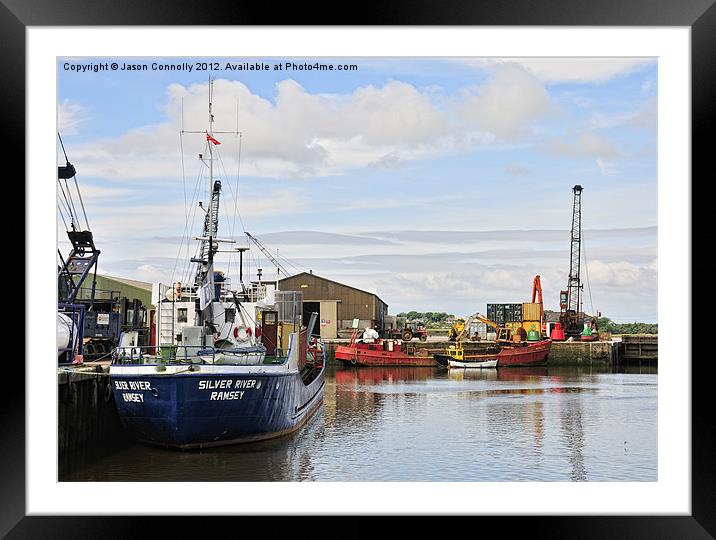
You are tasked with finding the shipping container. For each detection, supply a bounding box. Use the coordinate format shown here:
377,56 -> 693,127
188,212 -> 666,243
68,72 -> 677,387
487,303 -> 523,323
489,304 -> 506,325
522,303 -> 541,322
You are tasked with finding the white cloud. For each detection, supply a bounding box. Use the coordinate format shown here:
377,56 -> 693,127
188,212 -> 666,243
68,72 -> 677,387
62,73 -> 558,181
58,99 -> 87,134
586,260 -> 656,288
456,64 -> 552,140
134,264 -> 167,283
590,96 -> 657,131
455,58 -> 655,84
547,131 -> 620,160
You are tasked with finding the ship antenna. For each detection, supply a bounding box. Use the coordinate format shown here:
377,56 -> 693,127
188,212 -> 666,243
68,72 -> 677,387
208,76 -> 214,195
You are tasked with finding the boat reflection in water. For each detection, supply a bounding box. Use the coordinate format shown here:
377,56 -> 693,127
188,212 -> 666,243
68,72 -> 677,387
448,366 -> 548,382
333,365 -> 436,386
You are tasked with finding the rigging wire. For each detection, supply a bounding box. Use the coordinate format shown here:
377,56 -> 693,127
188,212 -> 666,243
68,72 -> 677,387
582,230 -> 595,317
57,177 -> 76,229
172,131 -> 200,285
172,130 -> 189,284
183,139 -> 216,286
72,175 -> 90,230
216,133 -> 245,280
56,140 -> 75,228
63,178 -> 81,229
181,161 -> 207,286
57,203 -> 69,230
276,251 -> 310,274
58,133 -> 90,230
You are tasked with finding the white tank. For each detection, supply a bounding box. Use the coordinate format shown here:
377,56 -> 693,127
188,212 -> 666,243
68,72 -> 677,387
57,312 -> 76,358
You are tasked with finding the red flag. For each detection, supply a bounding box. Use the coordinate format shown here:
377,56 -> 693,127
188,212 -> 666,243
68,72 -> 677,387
206,133 -> 221,145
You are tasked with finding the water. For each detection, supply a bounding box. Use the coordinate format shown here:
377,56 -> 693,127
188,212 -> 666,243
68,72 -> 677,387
63,365 -> 657,482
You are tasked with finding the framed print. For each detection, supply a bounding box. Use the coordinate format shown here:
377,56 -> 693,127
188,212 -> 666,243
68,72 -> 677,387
5,0 -> 707,536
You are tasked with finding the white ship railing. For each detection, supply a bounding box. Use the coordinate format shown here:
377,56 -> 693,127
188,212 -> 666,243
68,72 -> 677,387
111,344 -> 286,367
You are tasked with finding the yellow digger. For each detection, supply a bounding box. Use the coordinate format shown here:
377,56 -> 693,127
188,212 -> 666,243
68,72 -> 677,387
447,319 -> 466,341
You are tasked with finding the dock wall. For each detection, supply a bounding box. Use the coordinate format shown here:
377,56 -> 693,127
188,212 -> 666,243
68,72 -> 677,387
58,367 -> 128,476
546,341 -> 615,366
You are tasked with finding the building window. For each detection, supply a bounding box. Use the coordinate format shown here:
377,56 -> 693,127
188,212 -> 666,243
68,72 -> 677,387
225,308 -> 235,323
177,308 -> 188,323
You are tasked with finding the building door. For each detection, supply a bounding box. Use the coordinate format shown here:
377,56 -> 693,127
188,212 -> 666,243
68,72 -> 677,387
262,310 -> 278,355
303,302 -> 321,335
319,300 -> 338,339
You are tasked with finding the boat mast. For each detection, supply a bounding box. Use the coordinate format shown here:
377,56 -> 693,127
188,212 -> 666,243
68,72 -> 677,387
184,77 -> 241,299
191,77 -> 222,288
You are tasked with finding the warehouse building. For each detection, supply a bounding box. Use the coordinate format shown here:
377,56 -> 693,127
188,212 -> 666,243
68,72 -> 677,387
278,272 -> 389,339
76,274 -> 152,307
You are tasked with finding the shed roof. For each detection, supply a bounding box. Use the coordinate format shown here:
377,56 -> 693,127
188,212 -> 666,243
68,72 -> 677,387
279,272 -> 388,308
101,274 -> 153,291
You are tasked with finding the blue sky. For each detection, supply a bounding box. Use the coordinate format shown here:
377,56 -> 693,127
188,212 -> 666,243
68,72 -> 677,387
57,57 -> 657,322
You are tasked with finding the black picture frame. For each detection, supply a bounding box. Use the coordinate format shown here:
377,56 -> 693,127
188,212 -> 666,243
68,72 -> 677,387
5,0 -> 705,537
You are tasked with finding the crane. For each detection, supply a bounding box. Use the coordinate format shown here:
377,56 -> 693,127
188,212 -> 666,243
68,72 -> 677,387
455,313 -> 511,343
57,133 -> 100,305
245,232 -> 290,281
559,185 -> 585,337
532,274 -> 545,333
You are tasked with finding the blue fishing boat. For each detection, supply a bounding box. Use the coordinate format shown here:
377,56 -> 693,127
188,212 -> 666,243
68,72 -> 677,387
109,79 -> 325,449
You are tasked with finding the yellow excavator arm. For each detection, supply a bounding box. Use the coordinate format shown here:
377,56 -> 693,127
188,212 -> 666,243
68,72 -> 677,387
455,313 -> 509,342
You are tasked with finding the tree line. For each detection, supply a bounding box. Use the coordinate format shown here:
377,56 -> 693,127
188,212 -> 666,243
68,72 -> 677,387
395,312 -> 455,325
595,317 -> 658,335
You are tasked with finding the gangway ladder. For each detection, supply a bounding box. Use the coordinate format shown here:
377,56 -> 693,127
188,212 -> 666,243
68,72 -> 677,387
157,286 -> 176,347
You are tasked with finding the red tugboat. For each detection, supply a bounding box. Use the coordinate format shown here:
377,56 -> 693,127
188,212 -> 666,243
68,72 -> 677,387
334,328 -> 435,367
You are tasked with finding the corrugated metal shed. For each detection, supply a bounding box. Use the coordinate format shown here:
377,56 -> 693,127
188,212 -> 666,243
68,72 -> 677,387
279,272 -> 388,333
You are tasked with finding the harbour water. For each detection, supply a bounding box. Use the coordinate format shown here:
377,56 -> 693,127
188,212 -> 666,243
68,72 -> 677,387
62,365 -> 657,482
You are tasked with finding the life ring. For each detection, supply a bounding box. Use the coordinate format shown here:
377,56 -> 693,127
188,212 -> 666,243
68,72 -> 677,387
234,326 -> 249,342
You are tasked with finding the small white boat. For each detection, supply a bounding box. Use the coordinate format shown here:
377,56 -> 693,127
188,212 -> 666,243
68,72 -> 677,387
435,341 -> 498,369
448,358 -> 498,369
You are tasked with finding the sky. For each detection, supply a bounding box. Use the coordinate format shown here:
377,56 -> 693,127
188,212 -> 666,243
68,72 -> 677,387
57,57 -> 657,323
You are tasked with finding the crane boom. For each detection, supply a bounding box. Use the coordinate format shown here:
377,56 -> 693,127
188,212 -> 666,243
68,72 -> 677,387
559,185 -> 585,336
245,232 -> 290,278
455,313 -> 509,342
532,274 -> 545,331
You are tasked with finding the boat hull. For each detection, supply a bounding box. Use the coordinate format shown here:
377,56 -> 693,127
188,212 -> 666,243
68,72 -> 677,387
434,353 -> 450,367
496,339 -> 551,367
335,342 -> 434,366
448,358 -> 498,368
110,367 -> 324,449
433,339 -> 551,368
